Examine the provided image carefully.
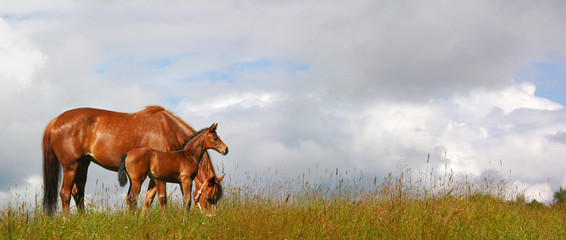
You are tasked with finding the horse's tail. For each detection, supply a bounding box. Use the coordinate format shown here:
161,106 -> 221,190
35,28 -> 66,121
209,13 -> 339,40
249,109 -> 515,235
42,119 -> 60,215
118,154 -> 128,187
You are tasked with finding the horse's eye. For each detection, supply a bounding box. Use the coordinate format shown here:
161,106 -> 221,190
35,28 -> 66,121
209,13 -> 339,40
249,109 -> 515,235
212,137 -> 218,141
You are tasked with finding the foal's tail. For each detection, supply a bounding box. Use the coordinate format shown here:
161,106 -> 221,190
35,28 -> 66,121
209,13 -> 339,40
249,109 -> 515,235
42,119 -> 60,215
118,154 -> 128,187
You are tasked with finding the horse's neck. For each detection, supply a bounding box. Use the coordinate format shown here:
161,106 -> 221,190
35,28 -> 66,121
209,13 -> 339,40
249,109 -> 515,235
197,154 -> 216,182
161,109 -> 195,137
181,134 -> 207,164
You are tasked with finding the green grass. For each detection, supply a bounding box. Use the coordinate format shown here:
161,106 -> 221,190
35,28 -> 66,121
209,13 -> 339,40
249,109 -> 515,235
2,167 -> 566,239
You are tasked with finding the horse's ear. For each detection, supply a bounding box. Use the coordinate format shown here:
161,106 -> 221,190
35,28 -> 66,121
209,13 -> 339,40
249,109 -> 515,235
208,123 -> 217,133
208,176 -> 216,186
217,173 -> 226,182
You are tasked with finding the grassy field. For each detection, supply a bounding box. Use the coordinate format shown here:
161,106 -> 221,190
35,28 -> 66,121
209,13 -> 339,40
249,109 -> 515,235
2,167 -> 566,239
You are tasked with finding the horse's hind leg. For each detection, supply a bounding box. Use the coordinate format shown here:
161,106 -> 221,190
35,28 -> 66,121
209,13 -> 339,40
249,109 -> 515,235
60,164 -> 78,214
72,157 -> 91,212
127,176 -> 144,211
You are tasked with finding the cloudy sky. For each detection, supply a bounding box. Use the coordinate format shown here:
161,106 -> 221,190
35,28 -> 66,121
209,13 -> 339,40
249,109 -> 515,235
1,0 -> 565,207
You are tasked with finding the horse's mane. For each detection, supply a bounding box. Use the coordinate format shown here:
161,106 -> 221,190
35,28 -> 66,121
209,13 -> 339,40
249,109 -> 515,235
177,127 -> 208,150
141,105 -> 166,114
197,155 -> 217,182
141,105 -> 197,133
184,127 -> 219,183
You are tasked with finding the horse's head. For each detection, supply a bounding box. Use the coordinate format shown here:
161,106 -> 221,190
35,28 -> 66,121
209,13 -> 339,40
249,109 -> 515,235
205,123 -> 228,155
194,174 -> 225,216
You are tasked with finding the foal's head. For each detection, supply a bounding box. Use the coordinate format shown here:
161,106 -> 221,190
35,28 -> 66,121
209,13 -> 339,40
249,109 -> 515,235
194,173 -> 225,216
204,123 -> 228,156
190,123 -> 228,216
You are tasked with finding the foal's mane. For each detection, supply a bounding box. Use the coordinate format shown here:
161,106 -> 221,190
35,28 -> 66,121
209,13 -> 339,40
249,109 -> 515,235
176,127 -> 219,179
144,106 -> 218,177
176,127 -> 209,151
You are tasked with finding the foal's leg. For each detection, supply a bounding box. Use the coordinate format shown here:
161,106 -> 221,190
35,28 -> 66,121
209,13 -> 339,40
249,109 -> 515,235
72,157 -> 91,212
142,179 -> 157,209
155,180 -> 167,212
181,177 -> 193,212
127,174 -> 145,211
142,187 -> 157,213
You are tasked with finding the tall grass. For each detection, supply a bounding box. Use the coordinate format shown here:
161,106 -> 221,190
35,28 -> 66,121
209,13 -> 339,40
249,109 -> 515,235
2,161 -> 565,239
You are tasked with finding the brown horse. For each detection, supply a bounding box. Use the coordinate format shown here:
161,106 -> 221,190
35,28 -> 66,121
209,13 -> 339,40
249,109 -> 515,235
192,173 -> 225,215
42,106 -> 215,214
118,123 -> 228,215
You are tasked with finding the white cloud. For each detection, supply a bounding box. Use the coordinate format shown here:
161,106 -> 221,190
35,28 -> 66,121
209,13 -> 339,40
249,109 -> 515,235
0,18 -> 46,91
439,82 -> 566,196
453,81 -> 562,117
1,1 -> 566,208
0,0 -> 73,15
178,92 -> 286,117
325,81 -> 566,202
0,174 -> 42,208
512,180 -> 553,203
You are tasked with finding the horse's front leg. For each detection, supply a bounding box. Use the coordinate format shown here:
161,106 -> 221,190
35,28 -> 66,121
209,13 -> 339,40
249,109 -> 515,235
142,187 -> 157,214
155,180 -> 167,212
181,177 -> 193,212
142,179 -> 157,209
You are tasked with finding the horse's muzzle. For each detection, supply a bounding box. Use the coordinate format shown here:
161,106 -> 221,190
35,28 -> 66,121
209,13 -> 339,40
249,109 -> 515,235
223,147 -> 229,155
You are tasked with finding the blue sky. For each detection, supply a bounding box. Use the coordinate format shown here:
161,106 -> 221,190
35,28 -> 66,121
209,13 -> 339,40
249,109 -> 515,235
513,57 -> 566,105
1,0 -> 565,209
530,60 -> 566,105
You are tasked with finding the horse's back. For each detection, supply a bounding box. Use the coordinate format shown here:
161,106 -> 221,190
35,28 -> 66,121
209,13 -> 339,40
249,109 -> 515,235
124,147 -> 154,168
49,107 -> 130,144
126,146 -> 155,162
52,106 -> 163,125
50,107 -> 126,131
125,147 -> 182,182
47,107 -> 170,170
47,108 -> 118,161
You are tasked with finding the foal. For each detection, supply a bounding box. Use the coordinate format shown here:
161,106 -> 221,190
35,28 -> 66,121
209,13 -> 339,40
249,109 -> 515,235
118,123 -> 228,214
143,170 -> 226,216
